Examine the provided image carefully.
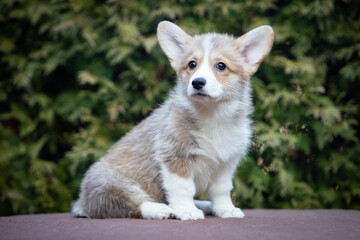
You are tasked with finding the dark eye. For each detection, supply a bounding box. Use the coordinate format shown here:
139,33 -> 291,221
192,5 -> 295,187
215,62 -> 226,71
188,60 -> 197,70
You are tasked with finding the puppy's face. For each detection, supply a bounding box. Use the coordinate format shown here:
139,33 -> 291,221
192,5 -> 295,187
157,22 -> 274,103
179,34 -> 247,102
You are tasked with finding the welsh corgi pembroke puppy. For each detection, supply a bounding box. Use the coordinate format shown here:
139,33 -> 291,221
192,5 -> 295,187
72,21 -> 274,220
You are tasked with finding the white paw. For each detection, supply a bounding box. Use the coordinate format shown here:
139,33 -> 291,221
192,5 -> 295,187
173,207 -> 205,220
216,207 -> 245,218
140,202 -> 175,220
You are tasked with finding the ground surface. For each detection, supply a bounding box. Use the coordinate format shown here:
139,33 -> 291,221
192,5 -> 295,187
0,210 -> 359,240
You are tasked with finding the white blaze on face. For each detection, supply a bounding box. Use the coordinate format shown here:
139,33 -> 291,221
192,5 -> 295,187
187,36 -> 224,101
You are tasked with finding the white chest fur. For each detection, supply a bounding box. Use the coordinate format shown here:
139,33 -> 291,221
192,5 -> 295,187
197,117 -> 251,161
192,99 -> 252,163
190,107 -> 252,193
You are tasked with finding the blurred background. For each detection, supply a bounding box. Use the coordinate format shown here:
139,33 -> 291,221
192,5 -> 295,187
0,0 -> 359,216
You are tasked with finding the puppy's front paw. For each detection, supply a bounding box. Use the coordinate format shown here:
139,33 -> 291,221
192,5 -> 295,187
173,207 -> 205,220
216,207 -> 245,218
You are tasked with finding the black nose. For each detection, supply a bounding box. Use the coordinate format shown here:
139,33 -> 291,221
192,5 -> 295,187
192,78 -> 206,90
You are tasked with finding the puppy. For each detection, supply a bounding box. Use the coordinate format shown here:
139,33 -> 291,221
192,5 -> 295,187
72,21 -> 274,220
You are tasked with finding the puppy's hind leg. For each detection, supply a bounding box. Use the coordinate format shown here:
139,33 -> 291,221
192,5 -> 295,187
73,162 -> 175,219
140,202 -> 175,220
74,163 -> 157,219
71,199 -> 87,218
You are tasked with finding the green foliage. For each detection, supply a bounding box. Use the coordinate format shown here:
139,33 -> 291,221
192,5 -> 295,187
0,0 -> 359,215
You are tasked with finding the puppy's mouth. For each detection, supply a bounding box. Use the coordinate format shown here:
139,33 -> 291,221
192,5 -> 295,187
195,92 -> 209,97
191,91 -> 210,98
188,87 -> 222,102
190,91 -> 221,102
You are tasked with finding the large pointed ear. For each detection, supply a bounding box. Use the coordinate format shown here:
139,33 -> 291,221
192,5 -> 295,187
236,25 -> 274,75
157,21 -> 192,72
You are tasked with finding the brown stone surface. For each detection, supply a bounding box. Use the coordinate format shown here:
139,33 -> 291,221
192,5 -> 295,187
1,210 -> 359,240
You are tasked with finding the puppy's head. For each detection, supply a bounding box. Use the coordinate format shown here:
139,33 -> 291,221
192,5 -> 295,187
157,21 -> 274,103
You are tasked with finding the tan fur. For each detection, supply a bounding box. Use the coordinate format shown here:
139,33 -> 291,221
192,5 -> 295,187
210,36 -> 249,83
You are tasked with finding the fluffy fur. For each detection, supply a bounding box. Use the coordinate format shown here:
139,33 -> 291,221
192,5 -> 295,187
72,21 -> 274,220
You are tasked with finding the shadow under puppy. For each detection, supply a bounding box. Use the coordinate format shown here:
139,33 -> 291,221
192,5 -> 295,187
72,21 -> 274,220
